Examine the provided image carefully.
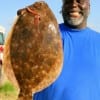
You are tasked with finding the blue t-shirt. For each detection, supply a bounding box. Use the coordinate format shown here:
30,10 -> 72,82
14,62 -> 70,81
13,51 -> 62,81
33,23 -> 100,100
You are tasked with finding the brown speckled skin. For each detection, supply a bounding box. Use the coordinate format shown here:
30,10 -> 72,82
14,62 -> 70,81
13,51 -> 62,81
3,1 -> 63,100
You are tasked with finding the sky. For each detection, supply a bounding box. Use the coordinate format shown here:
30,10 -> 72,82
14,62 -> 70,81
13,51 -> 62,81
0,0 -> 100,35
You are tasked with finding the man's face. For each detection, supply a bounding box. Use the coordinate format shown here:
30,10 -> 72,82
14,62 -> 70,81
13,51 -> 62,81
62,0 -> 90,28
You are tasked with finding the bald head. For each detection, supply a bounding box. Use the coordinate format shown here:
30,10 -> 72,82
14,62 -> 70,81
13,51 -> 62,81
62,0 -> 90,4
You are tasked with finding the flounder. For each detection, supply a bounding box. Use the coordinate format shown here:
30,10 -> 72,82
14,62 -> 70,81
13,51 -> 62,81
3,1 -> 63,100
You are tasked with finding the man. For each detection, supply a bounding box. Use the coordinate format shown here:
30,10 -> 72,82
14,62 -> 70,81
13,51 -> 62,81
33,0 -> 100,100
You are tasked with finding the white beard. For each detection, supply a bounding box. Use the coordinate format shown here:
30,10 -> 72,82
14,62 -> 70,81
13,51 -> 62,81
65,16 -> 84,26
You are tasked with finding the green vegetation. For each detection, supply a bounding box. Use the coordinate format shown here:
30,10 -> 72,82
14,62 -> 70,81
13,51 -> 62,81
0,81 -> 19,100
0,81 -> 16,94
